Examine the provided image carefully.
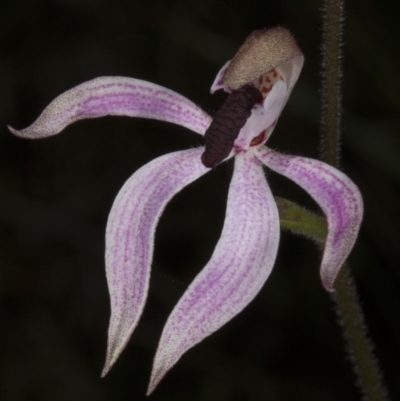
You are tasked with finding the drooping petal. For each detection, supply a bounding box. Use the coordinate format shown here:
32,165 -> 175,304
148,151 -> 280,394
234,80 -> 287,150
255,147 -> 363,292
9,77 -> 212,139
102,148 -> 210,376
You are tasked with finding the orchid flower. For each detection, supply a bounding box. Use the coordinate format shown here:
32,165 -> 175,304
9,27 -> 363,394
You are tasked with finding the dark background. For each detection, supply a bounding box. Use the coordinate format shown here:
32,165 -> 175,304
1,0 -> 400,400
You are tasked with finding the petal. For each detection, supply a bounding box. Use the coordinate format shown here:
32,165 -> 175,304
277,52 -> 304,108
210,60 -> 232,94
148,152 -> 280,394
102,148 -> 210,376
255,147 -> 363,292
9,77 -> 212,139
234,80 -> 287,150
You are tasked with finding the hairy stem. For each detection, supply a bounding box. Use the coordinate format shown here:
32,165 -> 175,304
275,196 -> 327,242
321,1 -> 389,400
334,268 -> 389,401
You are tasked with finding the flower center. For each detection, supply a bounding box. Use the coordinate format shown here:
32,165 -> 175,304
257,68 -> 283,98
247,68 -> 283,147
201,84 -> 262,168
201,68 -> 284,167
250,131 -> 268,146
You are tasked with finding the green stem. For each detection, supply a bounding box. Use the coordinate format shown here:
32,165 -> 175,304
334,268 -> 389,401
275,196 -> 327,242
321,1 -> 389,400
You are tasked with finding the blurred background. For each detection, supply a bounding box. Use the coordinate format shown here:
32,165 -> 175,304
1,0 -> 400,400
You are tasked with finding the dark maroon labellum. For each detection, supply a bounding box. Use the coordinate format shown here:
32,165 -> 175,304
201,84 -> 263,168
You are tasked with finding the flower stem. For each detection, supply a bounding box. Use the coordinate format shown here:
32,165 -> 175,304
333,268 -> 389,401
275,196 -> 327,242
321,1 -> 389,399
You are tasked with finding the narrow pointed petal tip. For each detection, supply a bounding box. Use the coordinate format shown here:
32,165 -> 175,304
147,153 -> 280,393
256,147 -> 363,292
7,125 -> 22,137
8,77 -> 211,139
102,148 -> 210,376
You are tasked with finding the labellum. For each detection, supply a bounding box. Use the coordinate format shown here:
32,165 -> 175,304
201,84 -> 262,168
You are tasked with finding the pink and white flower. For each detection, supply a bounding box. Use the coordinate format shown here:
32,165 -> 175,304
9,27 -> 363,394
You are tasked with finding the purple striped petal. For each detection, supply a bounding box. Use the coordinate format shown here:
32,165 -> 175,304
102,148 -> 210,376
148,152 -> 280,394
9,77 -> 211,139
255,147 -> 363,292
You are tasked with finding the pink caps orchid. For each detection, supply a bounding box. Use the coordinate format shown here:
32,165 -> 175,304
9,27 -> 363,394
